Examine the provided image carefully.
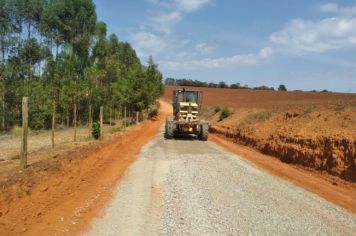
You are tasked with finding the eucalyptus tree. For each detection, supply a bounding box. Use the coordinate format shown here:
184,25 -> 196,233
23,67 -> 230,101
44,0 -> 97,123
0,0 -> 12,63
0,0 -> 11,130
142,56 -> 163,109
0,0 -> 164,130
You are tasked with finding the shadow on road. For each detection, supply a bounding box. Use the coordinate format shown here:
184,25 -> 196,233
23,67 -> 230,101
166,133 -> 201,141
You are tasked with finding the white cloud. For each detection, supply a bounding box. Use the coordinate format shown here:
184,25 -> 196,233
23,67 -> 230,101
320,3 -> 356,16
132,32 -> 167,57
176,0 -> 211,13
195,42 -> 216,54
320,3 -> 339,13
134,0 -> 212,59
270,16 -> 356,54
145,0 -> 210,35
161,47 -> 273,70
147,0 -> 211,13
149,11 -> 182,34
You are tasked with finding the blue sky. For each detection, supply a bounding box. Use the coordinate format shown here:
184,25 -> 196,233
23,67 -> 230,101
94,0 -> 356,92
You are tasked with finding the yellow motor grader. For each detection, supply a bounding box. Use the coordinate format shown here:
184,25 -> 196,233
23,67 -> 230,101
165,88 -> 209,141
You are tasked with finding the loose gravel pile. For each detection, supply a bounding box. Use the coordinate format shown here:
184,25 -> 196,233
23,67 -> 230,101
87,129 -> 356,236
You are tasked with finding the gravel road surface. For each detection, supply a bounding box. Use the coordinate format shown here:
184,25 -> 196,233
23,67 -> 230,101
87,127 -> 356,236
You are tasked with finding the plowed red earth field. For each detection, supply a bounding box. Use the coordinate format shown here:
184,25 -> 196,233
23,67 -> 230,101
164,86 -> 356,108
164,86 -> 356,182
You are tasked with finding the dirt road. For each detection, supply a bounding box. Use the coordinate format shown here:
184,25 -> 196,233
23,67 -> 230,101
0,111 -> 166,235
86,126 -> 356,235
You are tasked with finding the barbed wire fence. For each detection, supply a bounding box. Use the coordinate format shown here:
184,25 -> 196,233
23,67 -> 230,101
0,96 -> 149,168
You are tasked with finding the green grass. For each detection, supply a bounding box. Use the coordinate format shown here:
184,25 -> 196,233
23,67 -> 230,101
10,125 -> 32,136
110,126 -> 122,133
219,107 -> 232,121
214,105 -> 221,113
80,136 -> 95,142
239,111 -> 273,128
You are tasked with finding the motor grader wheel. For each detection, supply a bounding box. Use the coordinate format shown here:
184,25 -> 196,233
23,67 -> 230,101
165,118 -> 175,139
199,123 -> 209,141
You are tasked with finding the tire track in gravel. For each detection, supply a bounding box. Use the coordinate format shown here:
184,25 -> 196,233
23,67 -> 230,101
86,125 -> 356,236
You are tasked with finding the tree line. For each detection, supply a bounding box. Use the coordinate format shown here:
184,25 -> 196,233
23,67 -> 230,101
164,78 -> 286,91
0,0 -> 163,130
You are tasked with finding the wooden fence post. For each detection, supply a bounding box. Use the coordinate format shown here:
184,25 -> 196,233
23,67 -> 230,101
66,109 -> 70,128
109,108 -> 112,126
136,111 -> 139,124
128,111 -> 130,125
129,110 -> 131,125
100,106 -> 103,140
1,79 -> 5,131
124,107 -> 127,129
1,97 -> 5,131
20,97 -> 28,169
88,105 -> 92,137
52,99 -> 55,148
74,104 -> 77,142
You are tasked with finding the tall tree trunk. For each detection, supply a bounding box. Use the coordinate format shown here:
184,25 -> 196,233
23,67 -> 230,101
1,92 -> 5,131
52,99 -> 55,148
66,109 -> 70,128
0,60 -> 5,131
56,44 -> 59,59
27,22 -> 31,94
88,105 -> 92,137
1,44 -> 5,64
38,35 -> 43,79
109,108 -> 112,126
73,104 -> 77,142
28,21 -> 31,40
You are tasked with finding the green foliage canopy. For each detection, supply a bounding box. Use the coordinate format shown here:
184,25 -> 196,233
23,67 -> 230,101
0,0 -> 164,131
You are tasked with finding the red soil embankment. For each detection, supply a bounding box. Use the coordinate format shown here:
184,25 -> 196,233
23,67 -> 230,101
210,134 -> 356,215
0,101 -> 170,236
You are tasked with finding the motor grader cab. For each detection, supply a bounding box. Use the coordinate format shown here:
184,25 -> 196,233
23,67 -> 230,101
165,88 -> 209,140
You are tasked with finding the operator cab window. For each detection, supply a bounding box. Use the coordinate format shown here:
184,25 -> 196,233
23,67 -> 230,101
176,90 -> 198,103
184,91 -> 198,103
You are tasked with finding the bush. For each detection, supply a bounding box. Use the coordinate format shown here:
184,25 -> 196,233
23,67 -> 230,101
214,105 -> 221,113
11,126 -> 23,136
148,101 -> 160,118
230,83 -> 241,89
218,81 -> 228,88
254,85 -> 275,91
278,84 -> 287,91
91,122 -> 100,139
11,125 -> 32,136
149,108 -> 158,118
219,107 -> 232,121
